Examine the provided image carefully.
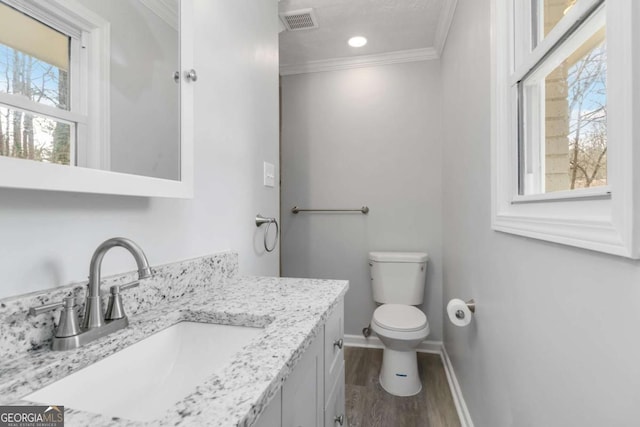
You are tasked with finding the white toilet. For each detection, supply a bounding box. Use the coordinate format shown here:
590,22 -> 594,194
369,251 -> 429,397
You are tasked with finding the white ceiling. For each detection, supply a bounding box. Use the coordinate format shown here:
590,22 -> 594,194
278,0 -> 454,71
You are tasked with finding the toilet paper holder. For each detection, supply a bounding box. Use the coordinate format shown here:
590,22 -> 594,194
454,299 -> 476,320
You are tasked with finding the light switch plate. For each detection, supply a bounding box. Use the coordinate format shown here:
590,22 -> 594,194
263,162 -> 275,187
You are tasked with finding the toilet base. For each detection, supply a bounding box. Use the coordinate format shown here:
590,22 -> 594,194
379,348 -> 422,397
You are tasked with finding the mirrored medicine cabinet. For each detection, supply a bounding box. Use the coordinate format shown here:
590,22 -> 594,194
0,0 -> 194,197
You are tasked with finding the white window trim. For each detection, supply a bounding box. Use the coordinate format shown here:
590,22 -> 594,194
491,0 -> 640,258
2,0 -> 110,170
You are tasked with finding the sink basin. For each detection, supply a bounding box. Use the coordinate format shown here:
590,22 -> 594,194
25,321 -> 264,422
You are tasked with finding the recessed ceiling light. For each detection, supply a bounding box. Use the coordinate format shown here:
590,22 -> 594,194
348,36 -> 367,48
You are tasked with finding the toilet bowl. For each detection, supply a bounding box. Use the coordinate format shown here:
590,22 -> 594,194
371,303 -> 430,396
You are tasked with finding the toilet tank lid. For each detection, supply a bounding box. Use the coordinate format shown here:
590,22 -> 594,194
369,252 -> 428,263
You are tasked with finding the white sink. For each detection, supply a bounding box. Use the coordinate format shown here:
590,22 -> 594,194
25,321 -> 264,422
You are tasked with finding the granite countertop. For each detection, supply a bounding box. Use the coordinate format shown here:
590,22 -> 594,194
0,275 -> 349,426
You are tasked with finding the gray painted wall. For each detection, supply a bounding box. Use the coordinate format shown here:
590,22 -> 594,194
280,61 -> 444,340
0,0 -> 280,299
441,1 -> 640,426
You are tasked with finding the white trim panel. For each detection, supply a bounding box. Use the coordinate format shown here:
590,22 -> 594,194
279,48 -> 439,75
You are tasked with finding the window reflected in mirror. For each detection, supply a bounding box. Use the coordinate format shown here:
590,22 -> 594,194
0,0 -> 181,181
0,2 -> 72,165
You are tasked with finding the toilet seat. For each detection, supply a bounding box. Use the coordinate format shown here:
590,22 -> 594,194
373,304 -> 427,332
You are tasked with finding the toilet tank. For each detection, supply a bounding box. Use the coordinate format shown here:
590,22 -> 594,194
369,252 -> 428,305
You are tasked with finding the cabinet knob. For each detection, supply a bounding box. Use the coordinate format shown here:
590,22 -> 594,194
333,338 -> 344,350
185,69 -> 198,82
334,414 -> 345,425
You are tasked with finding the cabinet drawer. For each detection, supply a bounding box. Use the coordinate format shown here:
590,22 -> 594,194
324,362 -> 345,427
324,300 -> 344,401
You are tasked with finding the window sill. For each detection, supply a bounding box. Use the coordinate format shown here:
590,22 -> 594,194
492,204 -> 634,258
511,187 -> 612,204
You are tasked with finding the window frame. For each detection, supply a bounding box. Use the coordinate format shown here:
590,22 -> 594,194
0,0 -> 110,170
492,0 -> 640,258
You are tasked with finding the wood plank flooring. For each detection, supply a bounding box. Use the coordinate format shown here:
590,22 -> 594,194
345,347 -> 461,427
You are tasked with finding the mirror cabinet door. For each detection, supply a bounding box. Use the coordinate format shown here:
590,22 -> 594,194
0,0 -> 193,198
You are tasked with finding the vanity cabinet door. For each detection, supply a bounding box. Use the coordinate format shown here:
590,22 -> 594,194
254,389 -> 282,427
282,334 -> 323,427
324,300 -> 344,402
324,363 -> 345,427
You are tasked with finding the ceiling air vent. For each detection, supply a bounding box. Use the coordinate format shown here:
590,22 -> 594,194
279,8 -> 318,31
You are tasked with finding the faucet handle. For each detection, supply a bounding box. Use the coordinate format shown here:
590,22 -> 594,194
29,297 -> 80,338
105,281 -> 139,321
118,280 -> 140,292
29,300 -> 65,317
56,297 -> 81,338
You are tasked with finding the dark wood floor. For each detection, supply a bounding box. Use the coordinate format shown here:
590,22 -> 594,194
345,347 -> 461,427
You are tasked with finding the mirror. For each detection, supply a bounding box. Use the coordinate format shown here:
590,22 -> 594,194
0,0 -> 193,197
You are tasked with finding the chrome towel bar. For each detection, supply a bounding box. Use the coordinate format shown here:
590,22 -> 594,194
291,206 -> 369,214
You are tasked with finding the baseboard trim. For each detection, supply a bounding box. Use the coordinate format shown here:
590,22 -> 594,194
343,333 -> 474,427
438,346 -> 475,427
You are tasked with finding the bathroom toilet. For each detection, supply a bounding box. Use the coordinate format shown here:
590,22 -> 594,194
369,251 -> 429,397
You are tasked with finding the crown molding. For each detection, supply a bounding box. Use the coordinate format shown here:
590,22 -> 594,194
433,0 -> 458,55
279,47 -> 439,75
139,0 -> 178,30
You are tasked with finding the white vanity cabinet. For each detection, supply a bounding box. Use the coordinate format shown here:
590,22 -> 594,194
254,299 -> 345,427
323,299 -> 346,426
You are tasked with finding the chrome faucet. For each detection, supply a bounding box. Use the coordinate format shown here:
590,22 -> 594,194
83,238 -> 152,329
29,237 -> 152,351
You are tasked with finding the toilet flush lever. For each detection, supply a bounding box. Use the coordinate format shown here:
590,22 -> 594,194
333,338 -> 344,350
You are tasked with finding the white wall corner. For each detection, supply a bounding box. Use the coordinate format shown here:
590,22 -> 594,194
279,47 -> 439,75
434,0 -> 459,56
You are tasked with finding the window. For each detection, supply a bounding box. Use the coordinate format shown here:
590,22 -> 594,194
0,2 -> 75,165
493,0 -> 640,258
0,0 -> 109,169
519,5 -> 607,195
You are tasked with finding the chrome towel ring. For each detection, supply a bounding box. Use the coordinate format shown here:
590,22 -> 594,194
255,214 -> 279,253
